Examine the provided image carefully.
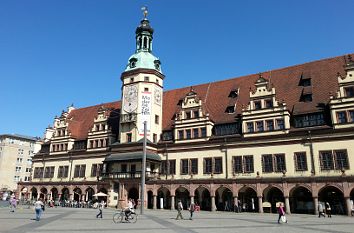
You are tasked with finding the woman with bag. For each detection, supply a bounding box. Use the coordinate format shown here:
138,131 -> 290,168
325,202 -> 332,218
277,203 -> 288,224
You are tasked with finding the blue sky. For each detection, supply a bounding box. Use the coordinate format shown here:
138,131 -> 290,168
1,0 -> 354,137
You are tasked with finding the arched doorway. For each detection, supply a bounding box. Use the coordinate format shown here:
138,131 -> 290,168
194,187 -> 211,211
238,187 -> 258,212
73,188 -> 82,202
175,187 -> 190,210
215,187 -> 233,211
318,186 -> 345,215
263,186 -> 284,213
85,187 -> 95,202
157,187 -> 171,209
350,189 -> 354,213
128,187 -> 139,208
31,187 -> 38,200
147,191 -> 153,209
51,188 -> 59,201
289,186 -> 313,214
61,188 -> 70,201
40,187 -> 48,201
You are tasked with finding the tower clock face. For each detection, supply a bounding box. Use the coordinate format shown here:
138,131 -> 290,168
154,87 -> 162,105
123,85 -> 138,112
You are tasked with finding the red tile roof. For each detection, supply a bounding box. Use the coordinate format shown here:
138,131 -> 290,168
64,53 -> 353,139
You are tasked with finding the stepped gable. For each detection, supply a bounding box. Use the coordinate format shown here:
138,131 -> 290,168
162,54 -> 353,130
67,101 -> 121,140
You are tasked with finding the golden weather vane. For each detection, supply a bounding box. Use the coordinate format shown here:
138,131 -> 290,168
141,6 -> 148,19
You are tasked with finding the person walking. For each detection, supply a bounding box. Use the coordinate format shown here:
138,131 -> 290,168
34,198 -> 44,221
318,202 -> 326,218
277,203 -> 287,224
325,202 -> 332,218
189,202 -> 196,220
10,197 -> 17,212
96,200 -> 104,218
176,200 -> 184,220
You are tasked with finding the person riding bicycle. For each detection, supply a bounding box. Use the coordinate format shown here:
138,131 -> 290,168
124,199 -> 134,220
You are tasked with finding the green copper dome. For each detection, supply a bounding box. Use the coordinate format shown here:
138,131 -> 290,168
125,51 -> 162,73
124,10 -> 162,74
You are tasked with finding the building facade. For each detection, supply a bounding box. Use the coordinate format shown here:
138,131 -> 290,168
18,10 -> 354,216
0,134 -> 40,195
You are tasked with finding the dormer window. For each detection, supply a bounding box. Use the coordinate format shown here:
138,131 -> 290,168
254,101 -> 261,110
144,76 -> 149,82
193,110 -> 199,118
345,86 -> 354,97
186,112 -> 191,119
265,99 -> 273,108
337,111 -> 347,123
301,94 -> 313,102
228,90 -> 238,98
129,58 -> 137,68
154,60 -> 161,70
299,78 -> 311,87
225,106 -> 235,114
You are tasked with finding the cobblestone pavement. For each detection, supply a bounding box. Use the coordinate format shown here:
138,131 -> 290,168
1,206 -> 354,233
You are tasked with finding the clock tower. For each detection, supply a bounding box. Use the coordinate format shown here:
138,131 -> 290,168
120,8 -> 164,143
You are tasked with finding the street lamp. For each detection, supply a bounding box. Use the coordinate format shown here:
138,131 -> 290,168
140,121 -> 147,215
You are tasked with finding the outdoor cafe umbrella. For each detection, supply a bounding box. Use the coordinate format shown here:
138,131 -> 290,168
93,192 -> 108,197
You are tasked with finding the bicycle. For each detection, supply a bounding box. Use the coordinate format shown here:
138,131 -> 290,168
113,209 -> 138,223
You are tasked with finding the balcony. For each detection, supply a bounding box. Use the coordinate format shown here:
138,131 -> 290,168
120,113 -> 137,123
101,171 -> 159,180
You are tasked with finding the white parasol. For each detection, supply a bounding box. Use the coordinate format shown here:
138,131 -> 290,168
93,192 -> 108,197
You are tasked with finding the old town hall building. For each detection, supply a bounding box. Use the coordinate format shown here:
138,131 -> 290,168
19,11 -> 354,216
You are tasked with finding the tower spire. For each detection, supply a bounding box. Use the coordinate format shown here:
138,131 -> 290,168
136,6 -> 154,53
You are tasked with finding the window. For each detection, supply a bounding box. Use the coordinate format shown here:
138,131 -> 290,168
294,152 -> 308,171
276,119 -> 285,130
121,164 -> 127,173
127,133 -> 132,143
254,101 -> 261,110
233,156 -> 242,173
160,160 -> 176,175
193,128 -> 199,138
91,164 -> 102,177
25,168 -> 31,173
144,76 -> 149,82
194,110 -> 199,118
178,130 -> 184,140
266,120 -> 274,131
186,129 -> 191,139
349,110 -> 354,122
130,77 -> 134,82
74,165 -> 86,178
17,158 -> 23,163
181,159 -> 189,174
24,176 -> 30,181
225,106 -> 235,113
190,159 -> 198,174
300,78 -> 311,87
320,151 -> 334,170
337,111 -> 347,124
213,123 -> 239,136
144,87 -> 149,92
345,86 -> 354,97
214,157 -> 223,174
243,156 -> 254,173
302,94 -> 313,102
15,167 -> 22,172
201,127 -> 207,137
27,158 -> 32,164
204,158 -> 212,174
33,167 -> 44,178
44,166 -> 55,178
228,90 -> 238,98
334,150 -> 349,170
262,154 -> 273,173
265,99 -> 273,108
247,122 -> 254,133
274,154 -> 286,172
153,133 -> 157,143
186,112 -> 191,119
256,121 -> 264,132
155,115 -> 159,124
294,113 -> 325,128
58,166 -> 69,178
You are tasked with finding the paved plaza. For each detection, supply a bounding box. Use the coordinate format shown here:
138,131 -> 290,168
0,206 -> 354,233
